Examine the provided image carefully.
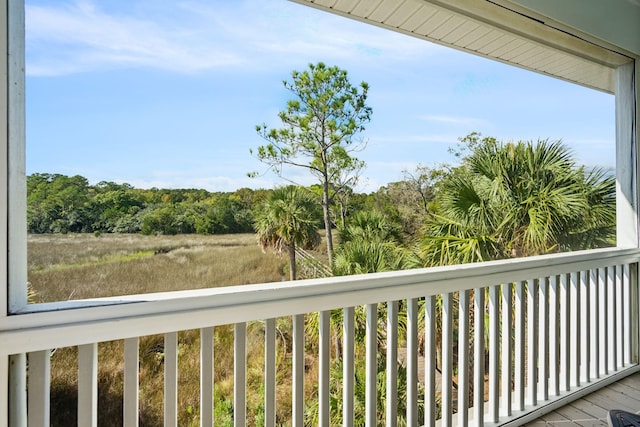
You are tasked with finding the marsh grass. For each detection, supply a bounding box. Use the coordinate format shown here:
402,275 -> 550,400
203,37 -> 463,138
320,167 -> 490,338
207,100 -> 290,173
29,233 -> 287,302
29,233 -> 330,426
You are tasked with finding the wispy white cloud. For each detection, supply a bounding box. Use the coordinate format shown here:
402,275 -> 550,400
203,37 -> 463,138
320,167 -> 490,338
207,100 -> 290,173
25,0 -> 445,76
420,114 -> 491,127
371,133 -> 460,144
26,0 -> 245,75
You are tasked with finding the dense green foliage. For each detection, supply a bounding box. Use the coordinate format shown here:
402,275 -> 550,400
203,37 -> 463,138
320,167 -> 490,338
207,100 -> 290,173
418,134 -> 616,265
27,173 -> 268,235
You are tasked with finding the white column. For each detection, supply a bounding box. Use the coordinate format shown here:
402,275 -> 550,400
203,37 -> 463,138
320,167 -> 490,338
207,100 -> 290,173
615,61 -> 638,249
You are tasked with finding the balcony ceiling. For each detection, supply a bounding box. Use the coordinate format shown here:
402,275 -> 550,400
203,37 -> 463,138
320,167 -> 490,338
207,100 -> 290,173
292,0 -> 632,94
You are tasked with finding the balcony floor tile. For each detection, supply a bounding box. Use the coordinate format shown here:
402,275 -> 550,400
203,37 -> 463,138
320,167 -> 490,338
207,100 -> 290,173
525,372 -> 640,426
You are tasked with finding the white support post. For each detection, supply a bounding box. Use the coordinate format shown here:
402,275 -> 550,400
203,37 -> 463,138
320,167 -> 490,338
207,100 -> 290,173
7,0 -> 26,314
343,307 -> 354,427
0,0 -> 8,323
78,343 -> 98,427
386,301 -> 398,427
615,61 -> 638,249
6,1 -> 26,425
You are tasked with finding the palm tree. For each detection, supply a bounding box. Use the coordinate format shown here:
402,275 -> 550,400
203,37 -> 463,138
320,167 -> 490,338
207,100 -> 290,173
334,210 -> 409,275
254,186 -> 321,280
419,137 -> 615,266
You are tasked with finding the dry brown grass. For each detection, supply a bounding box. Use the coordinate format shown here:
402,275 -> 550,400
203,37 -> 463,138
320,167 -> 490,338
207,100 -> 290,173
28,233 -> 287,302
29,233 -> 327,426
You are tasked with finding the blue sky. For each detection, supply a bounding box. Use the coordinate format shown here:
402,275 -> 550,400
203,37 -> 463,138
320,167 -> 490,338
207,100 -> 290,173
25,0 -> 615,193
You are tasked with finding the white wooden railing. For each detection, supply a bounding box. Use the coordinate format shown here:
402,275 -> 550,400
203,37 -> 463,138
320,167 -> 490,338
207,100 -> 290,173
1,247 -> 640,426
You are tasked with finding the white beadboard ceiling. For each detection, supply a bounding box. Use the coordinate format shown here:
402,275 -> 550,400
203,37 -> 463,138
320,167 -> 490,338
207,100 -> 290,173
292,0 -> 631,94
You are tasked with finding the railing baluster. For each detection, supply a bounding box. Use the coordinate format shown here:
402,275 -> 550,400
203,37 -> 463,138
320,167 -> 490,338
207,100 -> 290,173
501,284 -> 512,417
527,278 -> 538,405
631,263 -> 640,365
386,301 -> 398,427
570,272 -> 580,388
27,350 -> 50,427
616,265 -> 624,368
78,343 -> 98,427
234,323 -> 247,427
608,266 -> 617,372
0,355 -> 7,425
590,268 -> 600,379
407,299 -> 418,427
264,321 -> 275,427
559,274 -> 570,391
580,271 -> 590,384
124,337 -> 139,427
365,304 -> 377,427
600,267 -> 609,375
473,288 -> 485,427
319,311 -> 330,427
343,307 -> 355,427
623,264 -> 632,366
516,281 -> 526,406
458,290 -> 470,426
165,332 -> 178,427
293,314 -> 304,427
200,327 -> 214,427
538,277 -> 549,401
548,275 -> 559,396
488,285 -> 500,423
424,296 -> 436,427
442,292 -> 453,427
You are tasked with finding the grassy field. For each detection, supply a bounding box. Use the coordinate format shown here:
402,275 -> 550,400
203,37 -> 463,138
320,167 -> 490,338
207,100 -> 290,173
28,233 -> 290,302
28,233 -> 319,426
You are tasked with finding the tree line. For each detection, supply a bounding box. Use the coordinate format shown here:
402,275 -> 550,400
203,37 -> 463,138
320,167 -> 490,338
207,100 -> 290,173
27,174 -> 268,235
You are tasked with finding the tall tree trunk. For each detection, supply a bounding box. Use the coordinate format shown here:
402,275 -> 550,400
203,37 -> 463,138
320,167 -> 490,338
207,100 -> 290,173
322,179 -> 334,268
288,243 -> 297,281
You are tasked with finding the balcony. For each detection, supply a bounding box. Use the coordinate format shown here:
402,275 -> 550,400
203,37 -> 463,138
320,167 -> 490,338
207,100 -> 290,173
2,246 -> 639,426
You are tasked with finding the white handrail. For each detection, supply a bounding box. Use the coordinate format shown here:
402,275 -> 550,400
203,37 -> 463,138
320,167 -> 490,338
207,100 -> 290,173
4,247 -> 640,426
2,247 -> 639,356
